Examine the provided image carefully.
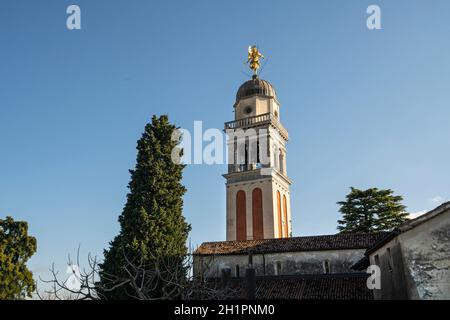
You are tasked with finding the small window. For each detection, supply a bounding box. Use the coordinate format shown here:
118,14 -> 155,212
274,110 -> 279,118
220,266 -> 231,279
374,254 -> 380,266
279,150 -> 284,173
235,265 -> 240,278
387,248 -> 393,272
274,261 -> 282,275
323,260 -> 331,274
244,106 -> 253,114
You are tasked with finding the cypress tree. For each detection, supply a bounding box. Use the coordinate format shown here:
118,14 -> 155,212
98,115 -> 191,300
337,187 -> 409,234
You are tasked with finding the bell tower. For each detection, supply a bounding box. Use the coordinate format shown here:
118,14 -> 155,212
224,47 -> 293,241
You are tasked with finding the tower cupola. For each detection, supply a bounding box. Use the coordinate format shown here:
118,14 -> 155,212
224,47 -> 293,241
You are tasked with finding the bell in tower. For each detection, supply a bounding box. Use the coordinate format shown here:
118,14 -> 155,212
223,46 -> 293,241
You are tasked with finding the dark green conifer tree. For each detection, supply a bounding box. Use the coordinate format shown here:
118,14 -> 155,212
98,115 -> 191,300
337,187 -> 409,234
0,216 -> 37,300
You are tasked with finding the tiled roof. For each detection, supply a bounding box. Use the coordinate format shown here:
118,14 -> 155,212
253,274 -> 373,300
365,201 -> 450,255
398,200 -> 450,232
194,232 -> 389,255
206,274 -> 373,300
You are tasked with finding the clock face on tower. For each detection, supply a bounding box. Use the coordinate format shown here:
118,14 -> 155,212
244,106 -> 253,115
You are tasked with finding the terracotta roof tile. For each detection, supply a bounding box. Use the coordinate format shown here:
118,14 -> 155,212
194,233 -> 388,255
206,274 -> 373,300
252,274 -> 373,300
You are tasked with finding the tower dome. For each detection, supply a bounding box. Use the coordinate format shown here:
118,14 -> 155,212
236,75 -> 277,102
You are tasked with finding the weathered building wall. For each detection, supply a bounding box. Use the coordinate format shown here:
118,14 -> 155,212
369,239 -> 408,300
194,249 -> 366,279
369,207 -> 450,300
399,210 -> 450,299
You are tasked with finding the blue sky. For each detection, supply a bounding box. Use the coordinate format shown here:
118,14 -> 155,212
1,0 -> 449,289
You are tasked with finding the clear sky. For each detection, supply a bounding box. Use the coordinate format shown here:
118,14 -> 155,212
1,0 -> 449,289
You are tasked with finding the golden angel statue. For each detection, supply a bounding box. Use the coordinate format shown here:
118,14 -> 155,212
246,45 -> 264,75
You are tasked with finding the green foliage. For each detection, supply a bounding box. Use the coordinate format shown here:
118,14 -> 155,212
98,115 -> 191,300
0,216 -> 37,299
337,187 -> 409,234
